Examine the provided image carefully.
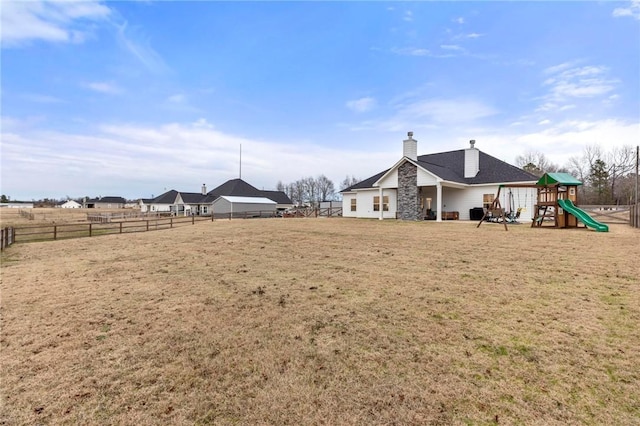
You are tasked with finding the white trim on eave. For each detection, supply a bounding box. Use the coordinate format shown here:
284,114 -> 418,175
373,157 -> 441,187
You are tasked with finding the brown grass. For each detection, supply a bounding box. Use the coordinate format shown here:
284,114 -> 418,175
1,218 -> 639,425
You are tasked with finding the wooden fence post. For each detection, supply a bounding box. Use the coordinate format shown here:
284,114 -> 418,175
120,222 -> 123,234
89,223 -> 92,237
54,225 -> 57,240
170,217 -> 173,228
192,215 -> 195,225
146,220 -> 149,232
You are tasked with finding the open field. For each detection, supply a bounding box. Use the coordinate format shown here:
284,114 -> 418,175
0,208 -> 124,228
1,218 -> 639,425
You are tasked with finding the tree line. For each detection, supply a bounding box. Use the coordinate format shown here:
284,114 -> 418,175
516,144 -> 638,205
276,175 -> 361,207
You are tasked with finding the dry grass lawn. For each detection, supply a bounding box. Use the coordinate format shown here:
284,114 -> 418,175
1,218 -> 639,425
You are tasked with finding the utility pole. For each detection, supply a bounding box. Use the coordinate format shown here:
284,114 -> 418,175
239,143 -> 242,180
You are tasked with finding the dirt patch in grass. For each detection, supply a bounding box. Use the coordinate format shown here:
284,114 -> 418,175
1,218 -> 639,424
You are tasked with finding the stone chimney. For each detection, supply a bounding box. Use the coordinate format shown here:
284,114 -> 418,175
201,184 -> 207,195
464,139 -> 480,178
403,131 -> 417,161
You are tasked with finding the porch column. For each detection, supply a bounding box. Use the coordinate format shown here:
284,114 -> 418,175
379,187 -> 384,220
436,182 -> 443,222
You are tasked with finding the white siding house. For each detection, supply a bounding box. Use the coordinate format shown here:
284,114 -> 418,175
342,133 -> 538,222
59,200 -> 82,209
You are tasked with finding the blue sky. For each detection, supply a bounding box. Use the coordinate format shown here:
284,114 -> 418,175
1,1 -> 639,200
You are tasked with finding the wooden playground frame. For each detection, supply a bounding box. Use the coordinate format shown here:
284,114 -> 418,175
477,179 -> 581,231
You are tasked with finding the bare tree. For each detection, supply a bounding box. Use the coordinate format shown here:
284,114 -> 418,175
316,175 -> 335,201
340,175 -> 360,190
515,150 -> 559,177
607,146 -> 635,204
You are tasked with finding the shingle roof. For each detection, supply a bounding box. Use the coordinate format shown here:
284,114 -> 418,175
207,178 -> 263,197
151,190 -> 179,204
180,192 -> 221,204
86,196 -> 126,203
343,149 -> 537,191
342,169 -> 390,192
149,180 -> 292,205
261,190 -> 293,205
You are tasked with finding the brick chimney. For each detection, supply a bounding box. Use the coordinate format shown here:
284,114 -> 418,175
464,140 -> 479,178
403,131 -> 417,161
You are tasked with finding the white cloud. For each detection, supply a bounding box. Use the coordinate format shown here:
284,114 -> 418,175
440,44 -> 464,51
454,17 -> 465,24
167,94 -> 186,104
390,47 -> 430,56
538,119 -> 551,125
20,93 -> 64,103
0,119 -> 400,200
346,97 -> 376,113
1,0 -> 111,47
115,21 -> 168,74
539,63 -> 619,111
83,81 -> 122,94
612,0 -> 640,19
403,11 -> 413,22
349,98 -> 499,133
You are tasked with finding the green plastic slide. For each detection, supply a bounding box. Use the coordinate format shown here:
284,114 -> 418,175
557,199 -> 609,232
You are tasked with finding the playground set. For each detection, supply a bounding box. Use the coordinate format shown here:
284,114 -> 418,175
477,172 -> 609,232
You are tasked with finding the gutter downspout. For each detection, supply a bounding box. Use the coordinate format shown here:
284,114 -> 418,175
379,187 -> 384,220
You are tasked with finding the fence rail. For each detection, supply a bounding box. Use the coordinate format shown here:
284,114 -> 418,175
86,211 -> 165,223
580,205 -> 630,224
4,208 -> 336,247
1,227 -> 15,251
12,215 -> 210,244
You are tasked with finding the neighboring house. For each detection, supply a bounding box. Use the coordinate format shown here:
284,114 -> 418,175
146,179 -> 292,216
59,200 -> 82,209
262,190 -> 295,211
341,133 -> 538,221
84,196 -> 126,209
138,198 -> 153,213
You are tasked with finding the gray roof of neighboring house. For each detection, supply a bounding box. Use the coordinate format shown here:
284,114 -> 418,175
261,190 -> 293,205
342,149 -> 537,191
151,190 -> 179,204
86,196 -> 127,203
149,179 -> 291,205
179,192 -> 211,204
208,178 -> 264,197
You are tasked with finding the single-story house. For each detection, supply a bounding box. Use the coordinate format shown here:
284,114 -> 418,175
145,179 -> 292,216
261,190 -> 295,211
341,133 -> 538,221
84,196 -> 126,209
59,200 -> 82,209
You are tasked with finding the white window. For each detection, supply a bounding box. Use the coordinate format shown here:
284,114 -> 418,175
373,196 -> 389,212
